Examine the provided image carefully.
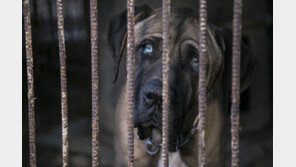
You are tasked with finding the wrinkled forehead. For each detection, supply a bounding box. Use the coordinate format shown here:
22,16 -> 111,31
134,10 -> 200,44
134,9 -> 223,72
133,9 -> 224,88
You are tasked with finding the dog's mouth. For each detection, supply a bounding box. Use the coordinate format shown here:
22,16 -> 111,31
137,104 -> 162,127
136,121 -> 183,153
135,91 -> 184,152
135,98 -> 162,140
134,88 -> 165,150
134,78 -> 188,152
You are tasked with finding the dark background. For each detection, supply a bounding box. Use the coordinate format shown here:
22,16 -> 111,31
22,0 -> 273,166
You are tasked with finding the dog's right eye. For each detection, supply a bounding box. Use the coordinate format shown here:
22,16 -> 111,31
140,43 -> 153,57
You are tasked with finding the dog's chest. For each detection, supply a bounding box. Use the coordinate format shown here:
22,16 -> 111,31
156,152 -> 188,167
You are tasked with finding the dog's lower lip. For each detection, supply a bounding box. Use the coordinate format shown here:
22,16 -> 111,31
141,121 -> 153,127
138,118 -> 159,128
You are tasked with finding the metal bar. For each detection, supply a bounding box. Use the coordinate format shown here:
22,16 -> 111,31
231,0 -> 243,166
90,0 -> 100,166
161,0 -> 170,166
126,0 -> 135,166
24,0 -> 36,166
56,0 -> 69,166
198,0 -> 207,166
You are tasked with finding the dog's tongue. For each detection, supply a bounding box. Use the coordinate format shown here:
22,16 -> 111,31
151,129 -> 162,144
138,126 -> 181,152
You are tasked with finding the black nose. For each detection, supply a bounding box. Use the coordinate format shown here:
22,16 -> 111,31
142,92 -> 162,108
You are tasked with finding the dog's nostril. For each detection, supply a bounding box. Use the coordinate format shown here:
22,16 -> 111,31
142,92 -> 162,106
143,93 -> 154,106
145,93 -> 154,99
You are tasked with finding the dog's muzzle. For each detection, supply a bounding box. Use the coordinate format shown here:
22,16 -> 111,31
135,78 -> 196,152
136,78 -> 162,128
135,78 -> 163,140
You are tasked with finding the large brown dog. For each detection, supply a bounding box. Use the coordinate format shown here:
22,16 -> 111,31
108,5 -> 257,167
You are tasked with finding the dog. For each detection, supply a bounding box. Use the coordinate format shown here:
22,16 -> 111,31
108,5 -> 257,167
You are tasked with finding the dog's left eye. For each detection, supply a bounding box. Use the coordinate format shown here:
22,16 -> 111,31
191,57 -> 199,71
140,44 -> 153,57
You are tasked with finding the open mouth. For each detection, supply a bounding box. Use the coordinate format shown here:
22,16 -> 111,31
136,103 -> 197,153
135,107 -> 183,153
144,129 -> 163,155
136,119 -> 161,140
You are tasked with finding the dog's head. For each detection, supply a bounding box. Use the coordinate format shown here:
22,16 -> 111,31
108,6 -> 257,152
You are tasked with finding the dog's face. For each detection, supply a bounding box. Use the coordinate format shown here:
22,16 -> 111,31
133,9 -> 225,152
108,6 -> 257,152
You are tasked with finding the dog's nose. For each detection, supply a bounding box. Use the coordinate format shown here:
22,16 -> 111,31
142,92 -> 162,107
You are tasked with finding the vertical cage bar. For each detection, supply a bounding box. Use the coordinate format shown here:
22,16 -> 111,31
126,0 -> 135,166
231,0 -> 243,166
90,0 -> 99,166
161,0 -> 170,167
56,0 -> 69,166
198,0 -> 207,166
24,0 -> 36,166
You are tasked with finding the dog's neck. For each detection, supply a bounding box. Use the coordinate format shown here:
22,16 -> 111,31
179,81 -> 226,167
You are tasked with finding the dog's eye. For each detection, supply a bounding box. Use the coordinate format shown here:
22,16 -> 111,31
191,57 -> 199,71
140,44 -> 153,57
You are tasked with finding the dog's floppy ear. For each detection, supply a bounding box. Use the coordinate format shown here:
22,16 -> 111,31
217,28 -> 258,100
107,5 -> 153,83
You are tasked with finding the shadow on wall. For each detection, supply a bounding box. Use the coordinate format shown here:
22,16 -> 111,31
22,0 -> 272,166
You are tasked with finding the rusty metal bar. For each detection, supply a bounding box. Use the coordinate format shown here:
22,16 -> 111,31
56,0 -> 69,166
90,0 -> 100,166
24,0 -> 36,166
198,0 -> 207,166
231,0 -> 243,166
161,0 -> 170,166
126,0 -> 135,166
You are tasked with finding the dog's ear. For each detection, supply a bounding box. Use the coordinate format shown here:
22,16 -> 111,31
216,28 -> 258,101
107,5 -> 153,83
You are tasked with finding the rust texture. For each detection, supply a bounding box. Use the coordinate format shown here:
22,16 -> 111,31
24,0 -> 36,166
126,0 -> 135,166
56,0 -> 69,166
231,0 -> 243,166
90,0 -> 100,166
161,0 -> 170,166
198,0 -> 207,166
